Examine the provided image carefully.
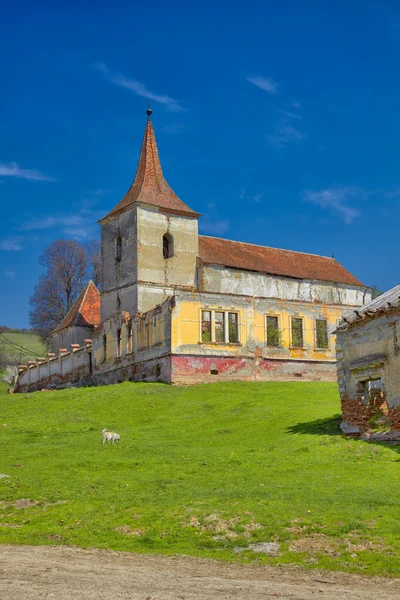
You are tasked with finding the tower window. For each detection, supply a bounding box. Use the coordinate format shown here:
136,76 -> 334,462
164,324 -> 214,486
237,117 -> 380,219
116,235 -> 122,262
163,233 -> 174,259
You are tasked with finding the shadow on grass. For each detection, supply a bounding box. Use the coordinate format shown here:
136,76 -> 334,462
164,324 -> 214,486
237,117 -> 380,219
287,414 -> 342,437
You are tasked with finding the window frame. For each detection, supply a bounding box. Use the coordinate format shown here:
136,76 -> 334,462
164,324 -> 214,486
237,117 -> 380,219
290,316 -> 305,349
200,309 -> 240,344
315,318 -> 329,349
265,314 -> 281,347
162,232 -> 174,259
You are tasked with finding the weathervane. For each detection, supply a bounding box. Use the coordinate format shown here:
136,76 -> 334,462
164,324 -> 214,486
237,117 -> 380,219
146,100 -> 152,120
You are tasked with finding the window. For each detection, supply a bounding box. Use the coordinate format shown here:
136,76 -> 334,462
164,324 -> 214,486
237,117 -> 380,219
163,233 -> 174,259
315,319 -> 329,349
291,317 -> 304,348
116,328 -> 121,357
228,312 -> 238,343
201,311 -> 212,342
103,334 -> 107,362
215,312 -> 225,343
266,316 -> 280,346
201,310 -> 239,343
116,294 -> 121,311
127,324 -> 132,353
116,235 -> 122,262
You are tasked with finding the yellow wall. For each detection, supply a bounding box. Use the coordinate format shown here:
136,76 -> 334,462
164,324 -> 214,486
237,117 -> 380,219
172,296 -> 347,361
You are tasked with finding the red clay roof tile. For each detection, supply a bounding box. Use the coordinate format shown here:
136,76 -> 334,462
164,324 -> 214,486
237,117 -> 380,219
198,236 -> 364,286
101,117 -> 200,221
53,281 -> 101,332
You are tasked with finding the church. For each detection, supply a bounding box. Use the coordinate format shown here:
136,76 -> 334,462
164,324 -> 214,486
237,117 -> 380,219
16,108 -> 370,391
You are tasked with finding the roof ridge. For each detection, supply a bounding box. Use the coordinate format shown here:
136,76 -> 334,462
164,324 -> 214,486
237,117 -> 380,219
198,234 -> 336,260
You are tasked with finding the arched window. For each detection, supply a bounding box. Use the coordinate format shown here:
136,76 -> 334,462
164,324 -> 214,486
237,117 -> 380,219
116,235 -> 122,262
163,233 -> 174,259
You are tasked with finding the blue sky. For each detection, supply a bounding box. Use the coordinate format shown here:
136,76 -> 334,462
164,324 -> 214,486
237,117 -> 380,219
1,0 -> 399,327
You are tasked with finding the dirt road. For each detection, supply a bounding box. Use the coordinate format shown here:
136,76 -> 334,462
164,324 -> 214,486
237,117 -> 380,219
1,544 -> 400,599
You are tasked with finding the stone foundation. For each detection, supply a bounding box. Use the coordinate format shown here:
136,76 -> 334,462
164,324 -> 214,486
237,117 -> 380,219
171,355 -> 336,384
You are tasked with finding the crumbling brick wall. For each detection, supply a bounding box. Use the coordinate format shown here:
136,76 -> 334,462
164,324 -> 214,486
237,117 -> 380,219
337,309 -> 400,439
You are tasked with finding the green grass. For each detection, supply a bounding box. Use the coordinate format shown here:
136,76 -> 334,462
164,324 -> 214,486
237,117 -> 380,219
0,381 -> 399,576
0,332 -> 46,364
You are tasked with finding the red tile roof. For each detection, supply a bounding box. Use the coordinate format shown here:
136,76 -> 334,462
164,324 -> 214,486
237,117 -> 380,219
198,236 -> 364,286
100,116 -> 200,221
53,281 -> 101,332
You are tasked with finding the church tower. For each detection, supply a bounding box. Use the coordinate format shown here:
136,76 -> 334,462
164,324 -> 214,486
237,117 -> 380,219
99,107 -> 200,321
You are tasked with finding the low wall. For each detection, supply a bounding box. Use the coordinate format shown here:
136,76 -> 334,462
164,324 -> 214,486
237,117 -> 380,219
14,341 -> 93,393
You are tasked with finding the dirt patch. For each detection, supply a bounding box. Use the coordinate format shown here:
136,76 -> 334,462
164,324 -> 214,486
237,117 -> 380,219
1,544 -> 400,600
182,511 -> 262,541
0,498 -> 39,510
14,498 -> 39,509
289,533 -> 388,557
115,526 -> 145,536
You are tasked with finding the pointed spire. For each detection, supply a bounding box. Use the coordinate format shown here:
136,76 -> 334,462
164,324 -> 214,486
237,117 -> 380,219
100,107 -> 200,221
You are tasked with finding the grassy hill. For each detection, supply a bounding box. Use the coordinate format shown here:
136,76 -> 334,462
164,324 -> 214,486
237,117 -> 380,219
0,381 -> 399,576
0,331 -> 46,365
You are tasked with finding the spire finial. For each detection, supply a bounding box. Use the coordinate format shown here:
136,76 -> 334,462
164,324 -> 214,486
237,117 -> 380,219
146,100 -> 152,120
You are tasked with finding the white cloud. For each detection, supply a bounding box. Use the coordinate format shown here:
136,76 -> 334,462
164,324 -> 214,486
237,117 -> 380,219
199,201 -> 229,235
95,63 -> 186,112
304,187 -> 361,224
278,109 -> 303,121
267,121 -> 305,148
240,190 -> 263,203
200,219 -> 229,235
246,75 -> 279,94
0,162 -> 55,182
19,208 -> 103,241
0,239 -> 24,251
4,270 -> 16,279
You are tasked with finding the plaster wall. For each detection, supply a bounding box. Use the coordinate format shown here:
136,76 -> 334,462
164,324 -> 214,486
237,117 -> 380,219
16,345 -> 92,392
200,264 -> 369,307
136,205 -> 198,290
100,208 -> 138,320
170,290 -> 358,365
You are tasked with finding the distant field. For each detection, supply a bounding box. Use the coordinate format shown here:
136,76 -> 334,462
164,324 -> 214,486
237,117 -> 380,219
0,332 -> 46,364
1,381 -> 400,577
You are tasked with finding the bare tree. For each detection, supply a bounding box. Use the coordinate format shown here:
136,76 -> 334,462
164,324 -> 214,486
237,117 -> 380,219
84,240 -> 102,287
29,240 -> 89,342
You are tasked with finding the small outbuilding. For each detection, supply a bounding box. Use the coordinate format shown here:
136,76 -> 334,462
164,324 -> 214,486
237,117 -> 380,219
335,284 -> 400,440
51,281 -> 101,353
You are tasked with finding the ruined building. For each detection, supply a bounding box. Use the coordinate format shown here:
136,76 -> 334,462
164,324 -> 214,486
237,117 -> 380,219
336,284 -> 400,440
15,108 -> 371,391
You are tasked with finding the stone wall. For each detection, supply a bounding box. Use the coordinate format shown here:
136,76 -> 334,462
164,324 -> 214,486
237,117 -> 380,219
336,309 -> 400,439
